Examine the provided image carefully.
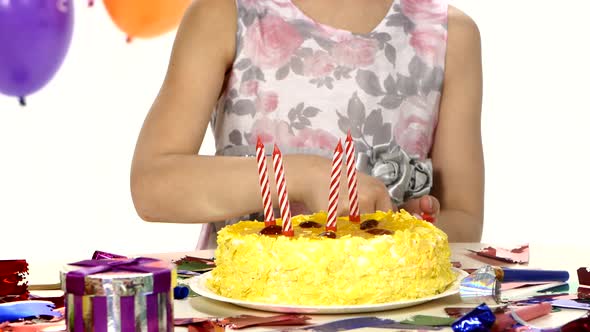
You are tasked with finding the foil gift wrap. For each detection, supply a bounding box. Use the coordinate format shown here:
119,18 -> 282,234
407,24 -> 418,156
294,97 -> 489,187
451,303 -> 495,332
60,257 -> 176,332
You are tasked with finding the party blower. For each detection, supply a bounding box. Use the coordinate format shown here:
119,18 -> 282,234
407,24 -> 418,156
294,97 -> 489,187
460,265 -> 570,303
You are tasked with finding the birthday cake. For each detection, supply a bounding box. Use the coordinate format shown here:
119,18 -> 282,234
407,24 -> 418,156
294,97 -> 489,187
207,210 -> 455,306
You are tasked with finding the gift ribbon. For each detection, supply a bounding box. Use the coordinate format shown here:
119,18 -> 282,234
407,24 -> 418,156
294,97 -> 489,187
65,257 -> 171,295
356,143 -> 432,205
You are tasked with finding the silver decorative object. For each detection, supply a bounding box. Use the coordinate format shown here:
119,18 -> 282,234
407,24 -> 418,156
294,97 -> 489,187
460,265 -> 502,304
356,143 -> 433,204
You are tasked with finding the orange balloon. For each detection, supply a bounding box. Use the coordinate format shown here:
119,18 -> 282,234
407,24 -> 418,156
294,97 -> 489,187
103,0 -> 191,40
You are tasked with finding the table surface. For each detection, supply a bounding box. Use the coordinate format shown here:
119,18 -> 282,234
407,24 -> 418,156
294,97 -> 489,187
27,243 -> 590,331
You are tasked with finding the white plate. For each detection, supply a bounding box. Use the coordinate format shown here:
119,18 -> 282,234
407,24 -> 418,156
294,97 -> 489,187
189,268 -> 468,314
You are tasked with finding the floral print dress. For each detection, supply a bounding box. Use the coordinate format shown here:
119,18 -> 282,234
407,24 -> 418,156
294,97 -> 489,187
197,0 -> 449,249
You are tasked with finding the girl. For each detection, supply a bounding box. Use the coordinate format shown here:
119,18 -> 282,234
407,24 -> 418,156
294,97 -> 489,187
130,0 -> 484,248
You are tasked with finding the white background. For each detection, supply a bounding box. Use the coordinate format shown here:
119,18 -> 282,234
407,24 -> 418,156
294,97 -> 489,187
1,1 -> 589,260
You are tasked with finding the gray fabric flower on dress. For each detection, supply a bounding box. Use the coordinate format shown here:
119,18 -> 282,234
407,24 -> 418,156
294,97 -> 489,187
356,142 -> 432,205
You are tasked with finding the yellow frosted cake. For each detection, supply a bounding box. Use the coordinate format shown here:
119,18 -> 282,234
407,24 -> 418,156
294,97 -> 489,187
207,210 -> 455,305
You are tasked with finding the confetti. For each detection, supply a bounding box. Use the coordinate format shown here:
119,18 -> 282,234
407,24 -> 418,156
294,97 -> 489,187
469,244 -> 529,264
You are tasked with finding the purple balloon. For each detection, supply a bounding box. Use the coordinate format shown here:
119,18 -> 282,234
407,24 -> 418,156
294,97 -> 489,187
0,0 -> 74,101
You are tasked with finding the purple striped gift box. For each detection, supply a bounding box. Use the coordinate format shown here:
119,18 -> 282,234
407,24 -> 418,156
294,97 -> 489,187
60,257 -> 174,332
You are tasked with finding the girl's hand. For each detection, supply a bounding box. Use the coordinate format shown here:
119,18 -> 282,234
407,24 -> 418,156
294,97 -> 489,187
402,195 -> 440,223
291,155 -> 396,216
341,170 -> 398,215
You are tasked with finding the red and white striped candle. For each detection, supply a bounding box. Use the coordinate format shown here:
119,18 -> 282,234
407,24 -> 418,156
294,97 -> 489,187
345,133 -> 360,222
256,137 -> 275,226
326,140 -> 343,232
272,145 -> 294,236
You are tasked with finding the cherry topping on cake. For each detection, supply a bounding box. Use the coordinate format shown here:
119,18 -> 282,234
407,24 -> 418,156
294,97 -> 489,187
360,219 -> 379,230
319,231 -> 337,239
259,225 -> 283,235
300,221 -> 322,228
366,229 -> 393,235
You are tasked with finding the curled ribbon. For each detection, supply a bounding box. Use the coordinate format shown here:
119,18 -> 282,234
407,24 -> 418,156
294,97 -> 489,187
356,143 -> 433,205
